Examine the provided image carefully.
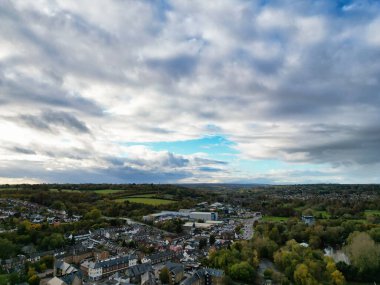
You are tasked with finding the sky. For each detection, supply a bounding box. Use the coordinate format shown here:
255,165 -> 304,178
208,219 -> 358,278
0,0 -> 380,184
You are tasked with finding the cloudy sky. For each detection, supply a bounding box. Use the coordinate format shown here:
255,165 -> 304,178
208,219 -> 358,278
1,0 -> 380,184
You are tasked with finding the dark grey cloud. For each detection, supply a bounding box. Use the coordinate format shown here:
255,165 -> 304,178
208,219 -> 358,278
194,158 -> 228,165
10,147 -> 36,155
0,160 -> 191,184
17,111 -> 90,134
282,124 -> 380,165
0,70 -> 103,115
147,55 -> 198,79
1,0 -> 380,183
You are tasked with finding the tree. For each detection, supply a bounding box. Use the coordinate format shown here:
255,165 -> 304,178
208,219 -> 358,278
84,208 -> 102,220
8,272 -> 24,285
252,236 -> 278,258
345,232 -> 380,278
209,234 -> 216,246
369,227 -> 380,242
274,240 -> 345,284
229,261 -> 255,283
40,233 -> 65,250
252,249 -> 260,268
331,270 -> 345,285
0,238 -> 17,259
264,268 -> 273,279
294,264 -> 317,285
28,274 -> 40,285
159,267 -> 170,284
308,235 -> 321,249
199,238 -> 207,250
51,201 -> 66,211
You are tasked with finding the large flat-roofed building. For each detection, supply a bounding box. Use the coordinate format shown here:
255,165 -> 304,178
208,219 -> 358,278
189,212 -> 218,222
143,211 -> 189,222
143,210 -> 218,222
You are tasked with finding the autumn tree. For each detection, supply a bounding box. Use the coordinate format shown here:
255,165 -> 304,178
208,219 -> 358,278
345,231 -> 380,279
159,267 -> 170,284
229,261 -> 255,283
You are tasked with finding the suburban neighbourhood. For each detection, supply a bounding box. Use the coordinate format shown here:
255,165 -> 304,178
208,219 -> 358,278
1,194 -> 262,285
0,184 -> 379,285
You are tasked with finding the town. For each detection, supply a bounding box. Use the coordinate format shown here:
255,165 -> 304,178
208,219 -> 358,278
0,190 -> 262,285
0,184 -> 379,285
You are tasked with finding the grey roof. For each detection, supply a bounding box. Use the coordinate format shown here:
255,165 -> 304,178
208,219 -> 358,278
180,268 -> 224,285
204,268 -> 224,277
166,262 -> 184,274
147,251 -> 173,261
125,263 -> 152,278
93,255 -> 137,269
60,271 -> 83,285
181,274 -> 198,285
95,279 -> 133,285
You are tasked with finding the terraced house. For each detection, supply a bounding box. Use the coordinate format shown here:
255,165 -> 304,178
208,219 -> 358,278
81,254 -> 138,281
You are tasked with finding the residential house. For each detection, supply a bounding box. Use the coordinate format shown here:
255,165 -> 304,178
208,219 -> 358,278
165,262 -> 184,285
125,263 -> 155,285
141,251 -> 175,265
180,268 -> 224,285
81,255 -> 137,281
54,260 -> 78,277
47,277 -> 67,285
301,215 -> 315,226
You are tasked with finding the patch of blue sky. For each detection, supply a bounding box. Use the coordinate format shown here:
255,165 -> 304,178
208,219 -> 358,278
125,135 -> 239,161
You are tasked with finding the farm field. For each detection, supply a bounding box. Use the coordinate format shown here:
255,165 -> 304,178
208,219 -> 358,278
93,189 -> 125,194
115,197 -> 176,205
49,189 -> 82,193
313,210 -> 331,218
364,210 -> 380,216
261,216 -> 290,222
127,194 -> 158,198
0,188 -> 18,191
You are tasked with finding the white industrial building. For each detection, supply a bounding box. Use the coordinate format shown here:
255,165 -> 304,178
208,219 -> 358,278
143,210 -> 218,222
189,212 -> 218,221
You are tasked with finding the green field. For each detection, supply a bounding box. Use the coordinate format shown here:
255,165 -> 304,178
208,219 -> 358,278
0,274 -> 9,284
94,189 -> 125,194
313,210 -> 331,218
49,189 -> 82,193
261,216 -> 290,222
0,188 -> 18,191
115,197 -> 176,205
364,210 -> 380,216
127,194 -> 158,198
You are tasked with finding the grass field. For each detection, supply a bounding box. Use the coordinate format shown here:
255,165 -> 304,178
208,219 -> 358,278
127,194 -> 158,198
0,274 -> 9,284
0,188 -> 18,191
261,216 -> 290,222
115,197 -> 176,205
364,210 -> 380,216
313,210 -> 331,218
49,189 -> 82,193
93,189 -> 124,194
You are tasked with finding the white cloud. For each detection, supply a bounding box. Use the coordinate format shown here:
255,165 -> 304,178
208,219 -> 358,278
0,0 -> 380,183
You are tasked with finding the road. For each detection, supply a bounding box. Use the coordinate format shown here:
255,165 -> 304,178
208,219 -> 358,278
241,216 -> 260,240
